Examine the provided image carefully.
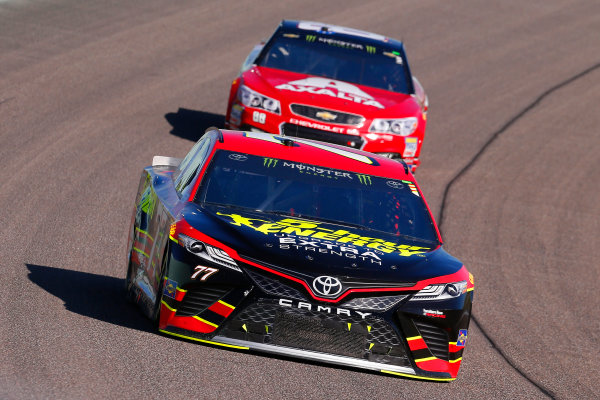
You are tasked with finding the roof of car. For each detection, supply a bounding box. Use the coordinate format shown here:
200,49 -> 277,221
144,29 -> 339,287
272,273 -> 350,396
213,129 -> 414,180
280,19 -> 404,49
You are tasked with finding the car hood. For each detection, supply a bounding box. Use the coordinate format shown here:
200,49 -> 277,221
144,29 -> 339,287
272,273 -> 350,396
181,204 -> 461,284
243,66 -> 419,116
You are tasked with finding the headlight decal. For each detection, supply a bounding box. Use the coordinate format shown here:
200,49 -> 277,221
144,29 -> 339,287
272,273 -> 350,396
369,117 -> 418,136
409,281 -> 467,301
238,85 -> 281,115
179,233 -> 241,272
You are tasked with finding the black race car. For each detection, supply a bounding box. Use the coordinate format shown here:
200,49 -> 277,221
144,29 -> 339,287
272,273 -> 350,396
126,128 -> 473,381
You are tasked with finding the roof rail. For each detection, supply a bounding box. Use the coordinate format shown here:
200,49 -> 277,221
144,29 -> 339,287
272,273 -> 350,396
205,126 -> 224,143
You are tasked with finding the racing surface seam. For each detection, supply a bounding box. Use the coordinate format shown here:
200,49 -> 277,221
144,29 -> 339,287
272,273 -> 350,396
437,62 -> 600,399
438,61 -> 600,230
0,97 -> 15,105
472,316 -> 556,399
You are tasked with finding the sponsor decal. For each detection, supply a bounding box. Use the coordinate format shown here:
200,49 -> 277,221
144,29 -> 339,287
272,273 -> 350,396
279,298 -> 372,319
163,278 -> 177,299
366,45 -> 376,54
317,36 -> 364,50
356,174 -> 372,185
191,266 -> 219,281
169,223 -> 177,241
278,237 -> 383,264
289,118 -> 345,134
456,329 -> 468,347
312,276 -> 343,296
403,137 -> 418,158
216,212 -> 431,257
403,180 -> 420,197
230,104 -> 243,126
423,309 -> 446,318
228,154 -> 248,162
282,161 -> 354,179
139,184 -> 156,219
347,128 -> 360,135
383,51 -> 403,64
306,34 -> 317,42
276,77 -> 385,109
263,158 -> 278,168
469,273 -> 474,285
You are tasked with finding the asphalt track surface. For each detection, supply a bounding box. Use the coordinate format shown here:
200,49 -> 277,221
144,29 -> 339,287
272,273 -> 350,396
1,1 -> 599,399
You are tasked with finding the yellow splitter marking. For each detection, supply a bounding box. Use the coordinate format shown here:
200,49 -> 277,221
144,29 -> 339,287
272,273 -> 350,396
192,316 -> 218,328
159,330 -> 249,350
217,300 -> 235,309
381,370 -> 456,382
160,300 -> 176,312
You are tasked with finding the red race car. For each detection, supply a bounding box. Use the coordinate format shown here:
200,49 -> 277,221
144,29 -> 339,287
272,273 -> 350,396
225,20 -> 428,172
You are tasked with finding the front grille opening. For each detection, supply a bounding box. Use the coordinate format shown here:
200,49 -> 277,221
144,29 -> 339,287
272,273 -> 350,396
289,104 -> 365,126
246,269 -> 307,301
413,319 -> 449,361
176,285 -> 231,316
272,311 -> 366,358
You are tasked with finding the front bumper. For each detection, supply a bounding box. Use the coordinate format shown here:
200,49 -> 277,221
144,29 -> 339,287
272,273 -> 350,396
158,246 -> 472,381
226,103 -> 423,171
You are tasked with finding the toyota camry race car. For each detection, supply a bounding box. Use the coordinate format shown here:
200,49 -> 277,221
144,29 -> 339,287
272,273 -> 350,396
126,128 -> 473,381
225,20 -> 429,172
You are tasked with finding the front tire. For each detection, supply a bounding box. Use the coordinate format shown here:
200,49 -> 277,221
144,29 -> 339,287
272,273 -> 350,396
151,246 -> 170,325
125,258 -> 137,304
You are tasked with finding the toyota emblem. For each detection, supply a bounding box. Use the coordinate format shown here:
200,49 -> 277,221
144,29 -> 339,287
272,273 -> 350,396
312,276 -> 343,297
228,153 -> 248,161
386,180 -> 404,189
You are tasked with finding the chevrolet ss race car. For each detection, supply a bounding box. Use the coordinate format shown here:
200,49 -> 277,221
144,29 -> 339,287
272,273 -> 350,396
225,20 -> 429,172
125,128 -> 473,381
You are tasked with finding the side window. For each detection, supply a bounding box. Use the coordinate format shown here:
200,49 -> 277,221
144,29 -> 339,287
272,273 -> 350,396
174,138 -> 212,196
240,44 -> 264,73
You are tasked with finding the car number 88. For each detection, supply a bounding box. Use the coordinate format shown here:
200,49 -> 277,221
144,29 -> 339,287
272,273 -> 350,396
252,111 -> 266,124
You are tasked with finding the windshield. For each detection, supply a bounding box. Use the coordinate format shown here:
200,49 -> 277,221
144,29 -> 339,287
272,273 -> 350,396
256,31 -> 412,94
195,151 -> 439,244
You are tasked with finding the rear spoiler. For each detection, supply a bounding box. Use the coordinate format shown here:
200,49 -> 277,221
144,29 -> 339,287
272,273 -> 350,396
152,156 -> 182,168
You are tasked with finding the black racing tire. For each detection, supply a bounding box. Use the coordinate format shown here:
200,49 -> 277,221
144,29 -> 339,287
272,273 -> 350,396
150,245 -> 170,325
124,224 -> 138,303
124,258 -> 137,304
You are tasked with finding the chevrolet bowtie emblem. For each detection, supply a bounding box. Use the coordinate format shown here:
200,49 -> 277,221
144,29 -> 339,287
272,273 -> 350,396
315,111 -> 337,121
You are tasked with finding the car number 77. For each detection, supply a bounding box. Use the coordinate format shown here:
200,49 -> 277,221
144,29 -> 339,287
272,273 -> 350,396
191,266 -> 219,281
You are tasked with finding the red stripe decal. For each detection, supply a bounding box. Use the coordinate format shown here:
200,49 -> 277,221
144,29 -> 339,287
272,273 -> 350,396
208,302 -> 235,317
168,315 -> 217,333
407,337 -> 428,351
175,289 -> 186,302
415,358 -> 452,374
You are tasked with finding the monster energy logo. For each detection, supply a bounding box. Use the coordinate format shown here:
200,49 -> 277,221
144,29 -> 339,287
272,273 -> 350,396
366,45 -> 376,54
306,35 -> 317,42
264,158 -> 278,168
356,174 -> 372,185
